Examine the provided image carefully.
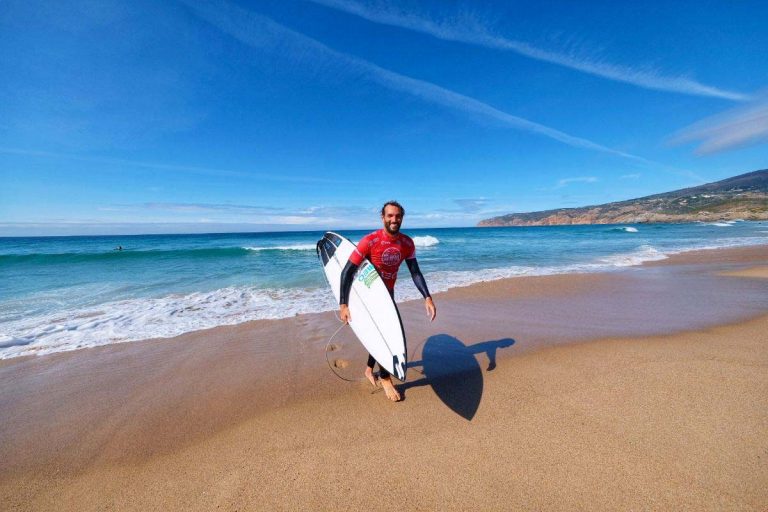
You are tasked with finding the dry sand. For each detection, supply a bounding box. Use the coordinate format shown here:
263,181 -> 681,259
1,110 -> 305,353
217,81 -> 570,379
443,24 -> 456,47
719,266 -> 768,279
1,245 -> 767,511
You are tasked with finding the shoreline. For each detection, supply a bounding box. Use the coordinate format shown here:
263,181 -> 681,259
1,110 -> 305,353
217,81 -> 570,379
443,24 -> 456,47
3,243 -> 768,366
1,243 -> 767,510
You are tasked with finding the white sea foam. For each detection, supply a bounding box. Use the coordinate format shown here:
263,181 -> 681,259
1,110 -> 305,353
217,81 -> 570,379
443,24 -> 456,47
707,222 -> 734,227
399,266 -> 536,300
399,236 -> 767,301
598,245 -> 668,266
0,335 -> 34,349
244,244 -> 316,251
607,226 -> 638,233
412,235 -> 439,247
665,237 -> 767,253
395,244 -> 674,302
0,286 -> 337,360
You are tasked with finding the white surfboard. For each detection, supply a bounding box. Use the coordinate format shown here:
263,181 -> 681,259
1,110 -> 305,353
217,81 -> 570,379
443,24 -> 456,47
317,232 -> 407,381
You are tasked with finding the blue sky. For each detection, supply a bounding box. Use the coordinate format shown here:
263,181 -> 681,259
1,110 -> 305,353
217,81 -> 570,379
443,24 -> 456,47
1,0 -> 767,236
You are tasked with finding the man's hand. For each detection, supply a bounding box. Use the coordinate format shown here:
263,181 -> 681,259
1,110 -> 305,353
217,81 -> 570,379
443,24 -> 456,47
339,304 -> 351,324
425,297 -> 436,322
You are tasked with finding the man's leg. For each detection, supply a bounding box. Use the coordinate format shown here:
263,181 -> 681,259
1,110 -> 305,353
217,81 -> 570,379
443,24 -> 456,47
379,370 -> 400,401
365,355 -> 378,387
365,355 -> 400,401
364,288 -> 400,401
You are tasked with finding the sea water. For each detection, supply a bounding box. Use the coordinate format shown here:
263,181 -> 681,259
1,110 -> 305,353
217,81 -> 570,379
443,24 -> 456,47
1,221 -> 766,359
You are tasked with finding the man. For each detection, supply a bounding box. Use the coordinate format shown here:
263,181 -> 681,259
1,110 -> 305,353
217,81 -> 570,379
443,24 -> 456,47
339,201 -> 436,402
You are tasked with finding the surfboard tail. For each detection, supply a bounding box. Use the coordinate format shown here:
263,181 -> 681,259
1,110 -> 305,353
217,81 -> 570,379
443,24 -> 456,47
392,353 -> 407,381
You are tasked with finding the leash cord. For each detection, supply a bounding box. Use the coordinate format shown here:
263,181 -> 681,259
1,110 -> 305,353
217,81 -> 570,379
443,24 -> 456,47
324,320 -> 367,382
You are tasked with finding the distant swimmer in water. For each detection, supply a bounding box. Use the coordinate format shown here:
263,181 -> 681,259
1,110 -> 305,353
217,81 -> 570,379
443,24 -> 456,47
114,245 -> 123,251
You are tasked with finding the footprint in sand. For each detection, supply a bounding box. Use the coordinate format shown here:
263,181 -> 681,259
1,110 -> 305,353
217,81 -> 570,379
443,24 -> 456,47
327,343 -> 341,352
333,359 -> 350,369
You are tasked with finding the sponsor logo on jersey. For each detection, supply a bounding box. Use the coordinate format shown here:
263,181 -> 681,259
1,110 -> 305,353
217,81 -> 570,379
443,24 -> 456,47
357,263 -> 379,288
381,247 -> 401,266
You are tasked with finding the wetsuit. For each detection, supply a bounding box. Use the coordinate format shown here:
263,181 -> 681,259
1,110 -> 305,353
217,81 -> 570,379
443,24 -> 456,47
339,229 -> 431,378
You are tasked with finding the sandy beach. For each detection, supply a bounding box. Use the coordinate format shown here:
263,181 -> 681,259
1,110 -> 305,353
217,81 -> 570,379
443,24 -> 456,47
2,245 -> 767,511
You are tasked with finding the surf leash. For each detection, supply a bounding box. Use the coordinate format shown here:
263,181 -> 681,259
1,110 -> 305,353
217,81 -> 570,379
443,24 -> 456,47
324,316 -> 368,383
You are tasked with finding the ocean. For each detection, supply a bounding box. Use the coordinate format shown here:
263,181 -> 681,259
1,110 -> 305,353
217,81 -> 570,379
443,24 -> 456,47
1,221 -> 766,359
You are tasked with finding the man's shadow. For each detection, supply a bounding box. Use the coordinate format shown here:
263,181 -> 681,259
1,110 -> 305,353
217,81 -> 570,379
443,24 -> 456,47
400,335 -> 515,421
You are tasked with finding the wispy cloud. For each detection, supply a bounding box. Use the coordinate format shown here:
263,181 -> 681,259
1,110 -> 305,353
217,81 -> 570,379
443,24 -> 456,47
669,92 -> 768,154
0,199 -> 498,234
0,200 -> 388,235
402,198 -> 518,225
295,205 -> 377,217
555,176 -> 598,188
100,202 -> 286,214
620,173 -> 641,179
96,201 -> 378,225
182,0 -> 649,163
0,221 -> 321,237
308,0 -> 750,102
0,147 -> 348,183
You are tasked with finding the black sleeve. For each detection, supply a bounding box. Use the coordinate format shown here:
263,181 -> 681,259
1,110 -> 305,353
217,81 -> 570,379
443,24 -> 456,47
406,258 -> 431,299
339,259 -> 360,305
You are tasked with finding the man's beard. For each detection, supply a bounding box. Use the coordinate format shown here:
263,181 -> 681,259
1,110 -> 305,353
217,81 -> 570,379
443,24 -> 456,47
385,222 -> 400,234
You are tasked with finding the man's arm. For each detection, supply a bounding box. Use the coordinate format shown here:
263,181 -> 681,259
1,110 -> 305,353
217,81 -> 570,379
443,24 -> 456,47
406,258 -> 436,322
339,259 -> 359,306
339,260 -> 359,323
339,236 -> 370,323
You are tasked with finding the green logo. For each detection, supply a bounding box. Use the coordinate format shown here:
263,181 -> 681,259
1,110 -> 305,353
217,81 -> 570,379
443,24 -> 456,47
357,264 -> 379,288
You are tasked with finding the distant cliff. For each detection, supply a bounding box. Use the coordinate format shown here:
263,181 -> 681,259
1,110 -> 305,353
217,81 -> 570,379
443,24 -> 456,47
479,169 -> 768,226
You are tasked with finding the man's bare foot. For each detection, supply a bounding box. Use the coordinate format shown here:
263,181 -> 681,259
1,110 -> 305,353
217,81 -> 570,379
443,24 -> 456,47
364,367 -> 378,388
380,376 -> 401,402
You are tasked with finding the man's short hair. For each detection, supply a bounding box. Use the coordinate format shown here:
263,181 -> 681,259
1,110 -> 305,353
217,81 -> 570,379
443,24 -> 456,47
381,200 -> 405,217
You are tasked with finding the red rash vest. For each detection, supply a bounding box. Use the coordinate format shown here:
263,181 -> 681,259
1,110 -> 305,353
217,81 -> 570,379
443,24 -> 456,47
348,229 -> 416,291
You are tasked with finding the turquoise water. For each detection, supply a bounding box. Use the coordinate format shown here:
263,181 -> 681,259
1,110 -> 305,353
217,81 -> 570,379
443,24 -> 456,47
1,221 -> 766,359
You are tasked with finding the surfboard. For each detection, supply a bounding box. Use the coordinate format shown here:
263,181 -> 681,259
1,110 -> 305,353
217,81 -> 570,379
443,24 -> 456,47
316,232 -> 407,381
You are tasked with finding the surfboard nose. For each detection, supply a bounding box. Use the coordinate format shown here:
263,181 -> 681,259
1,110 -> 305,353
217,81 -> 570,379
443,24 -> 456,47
316,234 -> 338,265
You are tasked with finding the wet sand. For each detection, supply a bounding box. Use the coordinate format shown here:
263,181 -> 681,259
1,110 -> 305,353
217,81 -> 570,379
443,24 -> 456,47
1,245 -> 767,511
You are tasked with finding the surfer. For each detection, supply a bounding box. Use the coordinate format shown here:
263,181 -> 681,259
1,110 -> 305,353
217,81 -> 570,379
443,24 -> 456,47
339,201 -> 436,402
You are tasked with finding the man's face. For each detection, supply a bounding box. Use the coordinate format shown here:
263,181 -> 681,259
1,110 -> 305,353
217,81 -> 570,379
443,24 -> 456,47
381,205 -> 403,235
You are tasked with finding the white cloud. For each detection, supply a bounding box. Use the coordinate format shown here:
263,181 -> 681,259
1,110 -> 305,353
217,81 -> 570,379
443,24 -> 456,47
308,0 -> 749,101
555,176 -> 598,188
670,92 -> 768,154
620,173 -> 641,179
